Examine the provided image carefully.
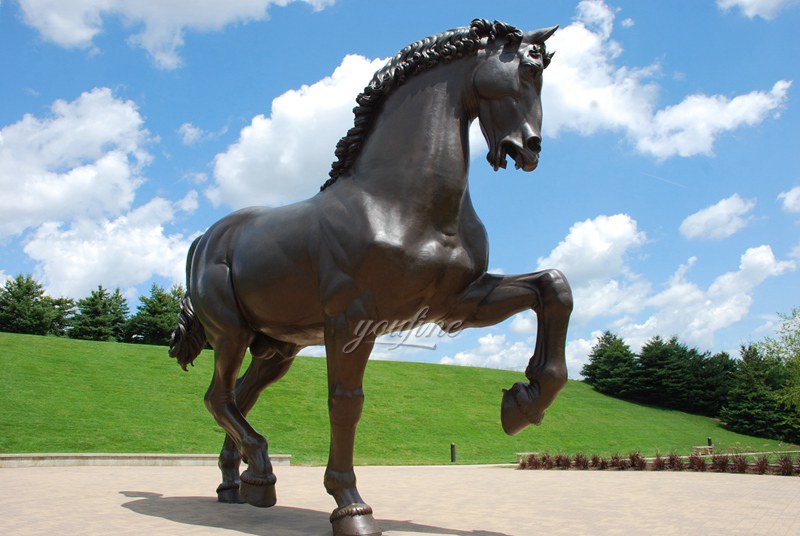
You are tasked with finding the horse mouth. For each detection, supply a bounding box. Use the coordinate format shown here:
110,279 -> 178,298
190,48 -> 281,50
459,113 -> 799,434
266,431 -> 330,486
488,141 -> 539,172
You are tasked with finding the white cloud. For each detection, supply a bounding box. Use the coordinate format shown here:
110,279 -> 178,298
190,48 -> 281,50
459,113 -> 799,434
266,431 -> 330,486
208,54 -> 385,209
570,277 -> 651,326
440,329 -> 599,379
565,244 -> 795,375
510,312 -> 536,334
18,0 -> 334,69
175,190 -> 199,214
636,81 -> 791,159
178,123 -> 204,145
717,0 -> 800,19
679,193 -> 756,240
440,333 -> 534,371
184,171 -> 208,184
536,214 -> 649,326
0,87 -> 149,240
23,197 -> 197,298
537,214 -> 646,285
621,18 -> 635,28
778,186 -> 800,212
621,246 -> 795,349
545,0 -> 791,159
566,336 -> 599,378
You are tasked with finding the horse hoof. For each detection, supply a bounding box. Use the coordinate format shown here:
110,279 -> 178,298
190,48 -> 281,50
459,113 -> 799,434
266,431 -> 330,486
330,504 -> 381,536
501,381 -> 543,436
239,471 -> 277,508
216,482 -> 246,503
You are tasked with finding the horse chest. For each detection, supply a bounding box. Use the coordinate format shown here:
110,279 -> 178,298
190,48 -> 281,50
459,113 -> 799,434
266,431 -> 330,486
355,231 -> 480,312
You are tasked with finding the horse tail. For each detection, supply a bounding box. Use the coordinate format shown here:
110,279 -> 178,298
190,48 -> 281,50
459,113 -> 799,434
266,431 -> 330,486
169,235 -> 207,371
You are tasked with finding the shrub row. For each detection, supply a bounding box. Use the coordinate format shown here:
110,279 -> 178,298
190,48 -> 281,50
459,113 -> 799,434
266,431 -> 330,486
519,452 -> 800,476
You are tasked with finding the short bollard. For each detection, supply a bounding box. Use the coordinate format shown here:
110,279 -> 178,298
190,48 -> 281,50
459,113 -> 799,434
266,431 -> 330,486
451,442 -> 456,463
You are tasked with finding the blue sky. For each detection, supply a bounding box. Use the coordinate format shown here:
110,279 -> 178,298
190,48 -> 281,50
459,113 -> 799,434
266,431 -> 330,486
1,0 -> 799,377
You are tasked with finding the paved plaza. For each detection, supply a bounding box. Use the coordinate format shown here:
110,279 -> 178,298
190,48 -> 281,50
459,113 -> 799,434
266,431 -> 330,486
2,464 -> 799,535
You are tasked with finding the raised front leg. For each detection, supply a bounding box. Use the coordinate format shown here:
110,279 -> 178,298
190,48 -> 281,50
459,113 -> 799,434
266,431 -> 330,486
324,312 -> 381,536
445,269 -> 572,435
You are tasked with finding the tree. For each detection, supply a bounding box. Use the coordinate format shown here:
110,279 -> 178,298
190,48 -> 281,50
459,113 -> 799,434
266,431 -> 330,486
592,334 -> 734,417
46,296 -> 76,337
693,351 -> 735,416
0,274 -> 60,335
581,331 -> 636,397
125,283 -> 183,345
630,336 -> 671,405
70,286 -> 129,342
720,344 -> 799,443
759,307 -> 800,412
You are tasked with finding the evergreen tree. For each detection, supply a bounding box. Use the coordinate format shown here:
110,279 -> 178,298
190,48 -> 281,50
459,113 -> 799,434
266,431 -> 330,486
0,274 -> 57,335
658,339 -> 704,413
70,286 -> 129,342
630,336 -> 670,405
693,351 -> 735,416
125,283 -> 183,345
720,345 -> 799,443
45,296 -> 76,337
581,331 -> 636,397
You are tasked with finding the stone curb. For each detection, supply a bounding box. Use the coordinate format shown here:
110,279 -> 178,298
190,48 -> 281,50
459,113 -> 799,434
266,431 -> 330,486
0,453 -> 291,468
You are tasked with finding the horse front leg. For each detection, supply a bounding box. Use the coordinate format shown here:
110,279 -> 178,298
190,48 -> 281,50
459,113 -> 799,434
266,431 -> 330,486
324,311 -> 381,536
445,268 -> 573,435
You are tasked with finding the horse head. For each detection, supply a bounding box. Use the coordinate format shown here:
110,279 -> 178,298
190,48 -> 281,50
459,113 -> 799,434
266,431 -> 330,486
472,25 -> 557,173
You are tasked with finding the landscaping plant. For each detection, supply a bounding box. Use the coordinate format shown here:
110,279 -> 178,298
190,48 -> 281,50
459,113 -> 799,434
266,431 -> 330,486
711,454 -> 730,473
628,451 -> 646,470
688,453 -> 707,472
555,453 -> 572,469
777,455 -> 794,476
755,456 -> 770,475
668,453 -> 685,471
731,454 -> 748,474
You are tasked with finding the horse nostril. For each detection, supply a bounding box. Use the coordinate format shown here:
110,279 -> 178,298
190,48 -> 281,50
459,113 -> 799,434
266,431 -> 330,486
527,136 -> 542,154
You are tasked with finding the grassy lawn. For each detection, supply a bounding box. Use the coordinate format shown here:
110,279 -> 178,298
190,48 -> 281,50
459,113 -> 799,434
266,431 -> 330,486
1,332 -> 795,464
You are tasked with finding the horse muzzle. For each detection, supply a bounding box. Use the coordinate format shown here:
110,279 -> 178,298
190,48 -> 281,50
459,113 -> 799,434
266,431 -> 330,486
489,140 -> 540,172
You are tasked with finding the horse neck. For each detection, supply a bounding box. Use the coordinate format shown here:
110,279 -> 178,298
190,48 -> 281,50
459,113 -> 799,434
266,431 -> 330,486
351,61 -> 475,220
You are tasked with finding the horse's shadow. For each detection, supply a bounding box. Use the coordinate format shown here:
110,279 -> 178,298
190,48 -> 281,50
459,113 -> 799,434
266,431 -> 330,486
119,491 -> 511,536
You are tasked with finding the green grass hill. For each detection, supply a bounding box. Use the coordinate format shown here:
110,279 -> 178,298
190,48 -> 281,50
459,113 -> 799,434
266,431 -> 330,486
1,332 -> 794,464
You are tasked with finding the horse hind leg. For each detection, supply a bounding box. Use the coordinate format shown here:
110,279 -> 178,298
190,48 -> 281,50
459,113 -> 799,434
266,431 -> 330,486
217,338 -> 297,503
197,264 -> 279,508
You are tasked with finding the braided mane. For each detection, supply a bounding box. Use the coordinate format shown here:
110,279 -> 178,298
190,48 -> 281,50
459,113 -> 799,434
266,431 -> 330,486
320,19 -> 523,191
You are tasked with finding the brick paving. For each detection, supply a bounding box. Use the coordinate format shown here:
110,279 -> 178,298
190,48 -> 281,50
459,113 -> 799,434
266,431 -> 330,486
1,464 -> 798,535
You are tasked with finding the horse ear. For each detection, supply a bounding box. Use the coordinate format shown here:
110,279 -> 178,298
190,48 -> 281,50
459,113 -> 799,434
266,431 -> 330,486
523,25 -> 558,44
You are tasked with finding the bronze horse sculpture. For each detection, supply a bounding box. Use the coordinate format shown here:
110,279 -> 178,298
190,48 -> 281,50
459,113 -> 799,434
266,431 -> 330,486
170,19 -> 572,536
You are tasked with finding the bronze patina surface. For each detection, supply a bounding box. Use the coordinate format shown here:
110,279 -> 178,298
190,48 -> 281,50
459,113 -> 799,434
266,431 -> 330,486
170,19 -> 571,536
